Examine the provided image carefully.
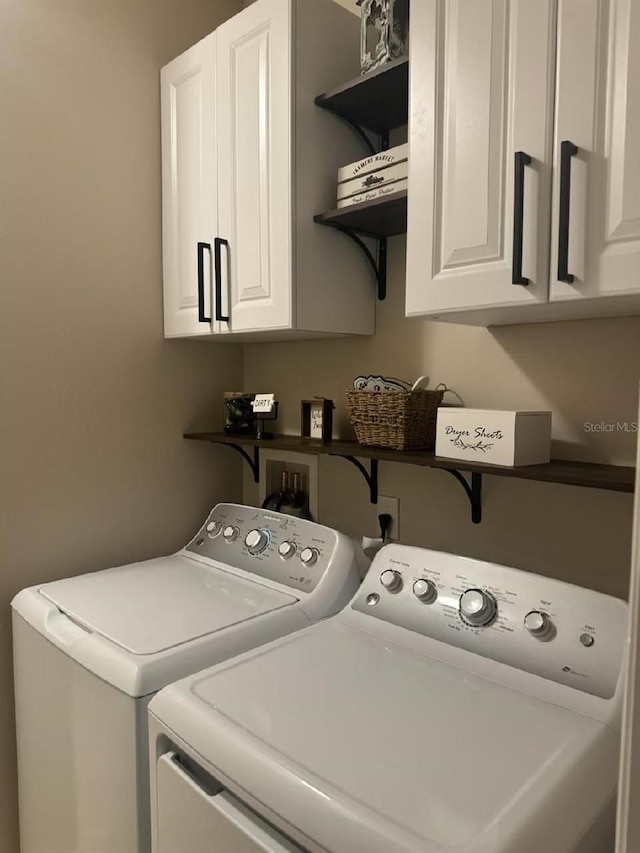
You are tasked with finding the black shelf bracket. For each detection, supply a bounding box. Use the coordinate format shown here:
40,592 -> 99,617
442,470 -> 483,524
320,222 -> 387,300
335,455 -> 379,504
219,442 -> 260,483
316,108 -> 390,156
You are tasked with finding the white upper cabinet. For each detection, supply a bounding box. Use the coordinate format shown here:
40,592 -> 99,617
407,0 -> 640,326
550,0 -> 640,306
161,0 -> 375,341
406,0 -> 557,318
215,0 -> 291,334
161,33 -> 220,337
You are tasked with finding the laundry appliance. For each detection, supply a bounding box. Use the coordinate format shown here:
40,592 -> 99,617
148,543 -> 627,853
12,503 -> 362,853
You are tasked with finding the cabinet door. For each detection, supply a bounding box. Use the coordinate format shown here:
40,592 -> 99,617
215,0 -> 292,334
406,0 -> 556,318
550,0 -> 640,303
161,34 -> 220,338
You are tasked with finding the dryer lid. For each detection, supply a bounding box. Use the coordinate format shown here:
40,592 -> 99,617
38,555 -> 296,655
151,619 -> 618,853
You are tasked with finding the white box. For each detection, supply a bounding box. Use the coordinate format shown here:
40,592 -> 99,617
337,179 -> 407,209
337,143 -> 408,183
338,161 -> 408,201
435,408 -> 552,467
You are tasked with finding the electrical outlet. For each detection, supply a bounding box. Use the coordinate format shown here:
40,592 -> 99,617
377,495 -> 399,541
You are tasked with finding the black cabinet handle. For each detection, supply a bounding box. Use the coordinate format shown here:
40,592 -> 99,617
558,140 -> 578,283
214,237 -> 230,322
512,151 -> 532,285
197,242 -> 212,323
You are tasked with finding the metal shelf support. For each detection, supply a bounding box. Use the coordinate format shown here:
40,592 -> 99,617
224,443 -> 260,483
443,470 -> 483,524
318,223 -> 387,301
200,439 -> 482,522
335,455 -> 379,504
318,110 -> 390,156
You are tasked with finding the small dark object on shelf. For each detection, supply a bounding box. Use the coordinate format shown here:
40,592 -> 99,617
301,398 -> 334,443
223,392 -> 256,435
255,402 -> 279,441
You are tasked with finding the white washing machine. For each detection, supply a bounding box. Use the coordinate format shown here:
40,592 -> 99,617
148,543 -> 628,853
12,503 -> 362,853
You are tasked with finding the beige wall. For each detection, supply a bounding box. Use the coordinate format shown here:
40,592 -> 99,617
0,0 -> 243,849
243,0 -> 639,603
244,233 -> 640,600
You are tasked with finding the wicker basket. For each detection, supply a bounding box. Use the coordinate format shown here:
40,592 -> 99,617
346,386 -> 446,451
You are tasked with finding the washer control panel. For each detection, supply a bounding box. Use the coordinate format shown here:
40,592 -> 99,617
186,504 -> 336,593
351,544 -> 627,699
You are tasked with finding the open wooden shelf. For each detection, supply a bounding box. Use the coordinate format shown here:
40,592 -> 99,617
185,432 -> 635,524
315,58 -> 409,137
314,191 -> 408,240
186,431 -> 634,492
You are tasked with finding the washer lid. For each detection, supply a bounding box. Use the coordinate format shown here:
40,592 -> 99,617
153,620 -> 618,853
38,555 -> 296,655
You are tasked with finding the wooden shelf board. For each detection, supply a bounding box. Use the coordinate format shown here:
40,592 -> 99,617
185,432 -> 635,494
314,191 -> 407,239
315,58 -> 409,135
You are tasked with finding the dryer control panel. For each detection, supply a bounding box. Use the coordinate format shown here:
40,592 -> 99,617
351,544 -> 628,699
186,504 -> 338,594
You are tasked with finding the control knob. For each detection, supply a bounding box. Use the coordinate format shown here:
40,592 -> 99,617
278,540 -> 296,559
223,525 -> 239,543
206,520 -> 223,538
300,547 -> 319,566
459,589 -> 497,626
412,579 -> 437,604
524,611 -> 553,640
380,569 -> 402,593
244,528 -> 270,555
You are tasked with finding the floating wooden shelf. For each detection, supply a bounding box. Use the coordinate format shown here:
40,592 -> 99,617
185,431 -> 635,523
314,191 -> 408,240
315,57 -> 409,144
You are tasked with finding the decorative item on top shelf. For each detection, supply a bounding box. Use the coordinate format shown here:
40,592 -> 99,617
353,374 -> 411,392
337,143 -> 408,209
301,398 -> 334,443
435,409 -> 552,468
357,0 -> 410,75
223,392 -> 256,435
251,393 -> 279,440
346,374 -> 446,451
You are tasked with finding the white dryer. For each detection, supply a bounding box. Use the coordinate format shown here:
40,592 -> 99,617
148,543 -> 628,853
12,503 -> 362,853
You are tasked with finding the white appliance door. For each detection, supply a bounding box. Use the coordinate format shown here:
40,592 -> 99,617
37,555 -> 296,654
156,753 -> 302,853
616,392 -> 640,852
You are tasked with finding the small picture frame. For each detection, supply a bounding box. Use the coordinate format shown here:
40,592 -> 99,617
301,399 -> 334,443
